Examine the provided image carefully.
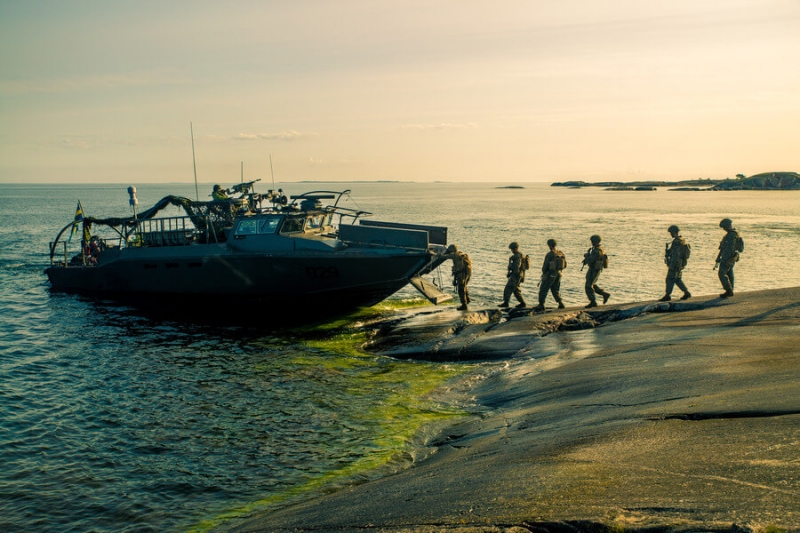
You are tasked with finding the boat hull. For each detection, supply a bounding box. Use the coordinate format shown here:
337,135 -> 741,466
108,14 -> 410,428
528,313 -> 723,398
46,247 -> 440,312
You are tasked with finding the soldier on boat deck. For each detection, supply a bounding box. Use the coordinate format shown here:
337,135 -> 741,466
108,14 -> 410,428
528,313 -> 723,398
534,238 -> 566,312
212,184 -> 229,201
444,244 -> 472,311
499,242 -> 527,309
660,225 -> 692,302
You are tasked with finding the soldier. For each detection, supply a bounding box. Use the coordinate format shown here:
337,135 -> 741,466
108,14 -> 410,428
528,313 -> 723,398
534,238 -> 566,312
444,244 -> 472,311
499,242 -> 527,308
582,234 -> 610,308
715,218 -> 743,298
659,225 -> 692,301
212,184 -> 228,200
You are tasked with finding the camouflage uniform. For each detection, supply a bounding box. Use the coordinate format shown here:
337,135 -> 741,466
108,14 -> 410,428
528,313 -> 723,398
716,224 -> 741,296
583,241 -> 609,307
501,248 -> 526,307
445,248 -> 472,310
664,235 -> 690,300
536,247 -> 566,310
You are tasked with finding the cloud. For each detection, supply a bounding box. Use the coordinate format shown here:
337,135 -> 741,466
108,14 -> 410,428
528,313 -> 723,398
60,138 -> 92,150
0,69 -> 190,95
307,157 -> 363,166
232,130 -> 313,142
400,122 -> 478,131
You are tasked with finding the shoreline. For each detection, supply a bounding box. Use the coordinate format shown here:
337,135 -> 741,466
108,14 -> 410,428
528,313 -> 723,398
219,288 -> 800,533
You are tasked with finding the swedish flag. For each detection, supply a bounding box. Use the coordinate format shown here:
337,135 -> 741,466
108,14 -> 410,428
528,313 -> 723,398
67,201 -> 84,243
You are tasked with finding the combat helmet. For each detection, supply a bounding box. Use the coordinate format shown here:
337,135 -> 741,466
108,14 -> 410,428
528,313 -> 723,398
213,184 -> 222,191
668,225 -> 680,234
445,244 -> 458,254
547,238 -> 557,248
590,234 -> 602,245
719,218 -> 733,229
508,242 -> 519,250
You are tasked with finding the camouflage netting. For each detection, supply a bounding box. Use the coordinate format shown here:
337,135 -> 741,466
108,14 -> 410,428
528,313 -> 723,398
84,196 -> 245,237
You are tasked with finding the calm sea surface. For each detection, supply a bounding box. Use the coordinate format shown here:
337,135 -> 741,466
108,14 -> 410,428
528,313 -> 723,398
1,182 -> 799,532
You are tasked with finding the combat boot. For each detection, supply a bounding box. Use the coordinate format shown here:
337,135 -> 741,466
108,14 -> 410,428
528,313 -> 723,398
557,301 -> 565,309
585,301 -> 598,308
720,290 -> 734,298
456,305 -> 468,311
680,292 -> 692,300
515,302 -> 527,308
602,292 -> 610,304
533,304 -> 545,312
498,301 -> 509,308
659,294 -> 671,302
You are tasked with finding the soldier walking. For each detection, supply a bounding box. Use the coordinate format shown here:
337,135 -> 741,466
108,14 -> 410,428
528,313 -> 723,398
582,234 -> 610,308
534,239 -> 566,311
659,225 -> 692,301
715,218 -> 744,298
499,242 -> 527,308
444,244 -> 472,311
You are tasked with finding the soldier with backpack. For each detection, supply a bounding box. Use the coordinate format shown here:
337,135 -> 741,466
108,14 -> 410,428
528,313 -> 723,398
499,241 -> 528,308
582,234 -> 610,308
659,225 -> 692,302
444,244 -> 472,311
715,218 -> 744,298
534,238 -> 566,311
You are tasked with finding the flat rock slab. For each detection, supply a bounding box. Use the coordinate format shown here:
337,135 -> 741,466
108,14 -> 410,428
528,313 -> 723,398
221,288 -> 800,533
364,295 -> 730,361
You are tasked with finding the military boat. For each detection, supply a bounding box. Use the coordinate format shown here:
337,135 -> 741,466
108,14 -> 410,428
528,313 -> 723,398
46,182 -> 452,315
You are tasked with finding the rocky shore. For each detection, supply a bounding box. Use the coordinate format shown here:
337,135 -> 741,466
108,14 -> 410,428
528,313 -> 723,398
220,288 -> 800,533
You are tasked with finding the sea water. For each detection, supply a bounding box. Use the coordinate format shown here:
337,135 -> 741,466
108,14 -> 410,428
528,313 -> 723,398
1,182 -> 798,533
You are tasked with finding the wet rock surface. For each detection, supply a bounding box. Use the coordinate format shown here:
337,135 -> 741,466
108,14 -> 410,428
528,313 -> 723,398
364,296 -> 727,362
221,288 -> 800,533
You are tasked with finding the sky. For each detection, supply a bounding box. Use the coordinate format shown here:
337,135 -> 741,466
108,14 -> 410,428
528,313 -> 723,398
1,0 -> 799,184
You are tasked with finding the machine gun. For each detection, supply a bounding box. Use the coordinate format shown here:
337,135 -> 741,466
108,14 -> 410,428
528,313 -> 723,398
230,179 -> 261,196
265,188 -> 289,209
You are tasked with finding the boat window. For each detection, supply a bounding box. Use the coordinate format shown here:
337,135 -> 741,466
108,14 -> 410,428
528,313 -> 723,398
258,216 -> 281,234
280,217 -> 305,234
306,215 -> 324,230
235,219 -> 258,236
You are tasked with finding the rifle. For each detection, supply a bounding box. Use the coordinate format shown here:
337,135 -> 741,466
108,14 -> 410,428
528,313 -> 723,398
664,242 -> 669,265
581,247 -> 591,271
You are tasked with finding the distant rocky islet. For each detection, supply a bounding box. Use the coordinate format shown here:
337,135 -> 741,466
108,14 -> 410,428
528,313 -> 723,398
552,171 -> 800,191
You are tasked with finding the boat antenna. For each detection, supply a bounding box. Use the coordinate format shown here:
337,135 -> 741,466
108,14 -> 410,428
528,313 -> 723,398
269,153 -> 275,189
240,161 -> 244,184
190,122 -> 199,201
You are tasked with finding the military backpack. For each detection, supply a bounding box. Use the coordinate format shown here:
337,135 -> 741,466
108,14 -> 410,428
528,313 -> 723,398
735,235 -> 745,253
679,240 -> 691,266
548,251 -> 567,272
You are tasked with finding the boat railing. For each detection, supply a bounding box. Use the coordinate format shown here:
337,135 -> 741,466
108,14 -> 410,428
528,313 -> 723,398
132,216 -> 199,247
49,240 -> 75,267
48,236 -> 120,267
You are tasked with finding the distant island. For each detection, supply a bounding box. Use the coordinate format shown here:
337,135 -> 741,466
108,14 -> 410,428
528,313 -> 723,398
496,185 -> 525,189
552,171 -> 800,191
